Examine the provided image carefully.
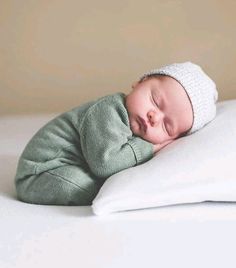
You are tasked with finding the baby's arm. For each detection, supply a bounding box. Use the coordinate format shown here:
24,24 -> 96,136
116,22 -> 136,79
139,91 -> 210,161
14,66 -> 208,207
79,99 -> 154,178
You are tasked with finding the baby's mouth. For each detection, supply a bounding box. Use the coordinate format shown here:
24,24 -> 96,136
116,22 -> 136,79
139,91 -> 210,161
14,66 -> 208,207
138,116 -> 147,133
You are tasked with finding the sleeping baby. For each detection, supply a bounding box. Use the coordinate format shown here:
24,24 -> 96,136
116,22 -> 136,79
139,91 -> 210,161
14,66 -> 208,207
14,62 -> 218,205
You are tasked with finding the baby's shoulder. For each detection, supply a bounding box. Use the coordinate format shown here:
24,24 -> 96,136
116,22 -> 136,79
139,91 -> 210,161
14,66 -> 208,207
87,92 -> 126,114
79,92 -> 129,128
95,92 -> 125,106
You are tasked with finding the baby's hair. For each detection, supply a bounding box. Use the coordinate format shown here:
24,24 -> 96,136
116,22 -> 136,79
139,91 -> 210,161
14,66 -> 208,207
139,74 -> 165,83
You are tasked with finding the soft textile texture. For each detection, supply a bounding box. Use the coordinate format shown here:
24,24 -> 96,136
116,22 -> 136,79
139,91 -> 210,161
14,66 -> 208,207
92,99 -> 236,215
140,62 -> 218,133
1,115 -> 236,268
14,93 -> 153,205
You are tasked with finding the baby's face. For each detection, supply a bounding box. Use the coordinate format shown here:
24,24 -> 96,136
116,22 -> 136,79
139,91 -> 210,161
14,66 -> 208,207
125,75 -> 193,145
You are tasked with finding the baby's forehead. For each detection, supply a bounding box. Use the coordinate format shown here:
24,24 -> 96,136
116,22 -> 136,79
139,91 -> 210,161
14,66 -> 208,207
139,74 -> 163,83
142,74 -> 185,94
140,74 -> 182,87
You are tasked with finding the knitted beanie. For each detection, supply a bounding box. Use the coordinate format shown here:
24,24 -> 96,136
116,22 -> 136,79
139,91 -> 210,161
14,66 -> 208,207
139,62 -> 218,134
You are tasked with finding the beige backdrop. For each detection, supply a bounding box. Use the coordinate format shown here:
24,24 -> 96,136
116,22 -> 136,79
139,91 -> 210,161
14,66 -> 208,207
1,0 -> 235,115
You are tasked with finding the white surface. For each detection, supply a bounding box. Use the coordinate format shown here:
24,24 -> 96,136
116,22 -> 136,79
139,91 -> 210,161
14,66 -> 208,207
93,100 -> 236,215
1,113 -> 236,268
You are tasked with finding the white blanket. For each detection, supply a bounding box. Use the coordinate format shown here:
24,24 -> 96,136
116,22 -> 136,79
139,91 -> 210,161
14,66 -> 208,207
1,112 -> 236,268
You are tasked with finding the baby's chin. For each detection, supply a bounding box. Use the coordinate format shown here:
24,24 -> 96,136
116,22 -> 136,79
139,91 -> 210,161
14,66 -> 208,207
133,131 -> 158,145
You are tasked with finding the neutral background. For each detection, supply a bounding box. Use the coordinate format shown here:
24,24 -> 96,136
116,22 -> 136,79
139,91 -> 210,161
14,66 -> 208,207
1,0 -> 235,115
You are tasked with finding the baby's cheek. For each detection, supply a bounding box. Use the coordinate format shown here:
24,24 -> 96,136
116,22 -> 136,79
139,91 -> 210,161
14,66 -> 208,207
146,130 -> 163,144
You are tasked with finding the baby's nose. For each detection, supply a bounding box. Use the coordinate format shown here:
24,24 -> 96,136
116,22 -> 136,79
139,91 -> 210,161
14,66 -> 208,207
148,110 -> 163,126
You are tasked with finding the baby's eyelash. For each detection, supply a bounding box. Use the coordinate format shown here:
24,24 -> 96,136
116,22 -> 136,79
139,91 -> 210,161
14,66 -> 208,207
165,121 -> 173,136
165,123 -> 170,135
152,95 -> 159,107
162,120 -> 168,135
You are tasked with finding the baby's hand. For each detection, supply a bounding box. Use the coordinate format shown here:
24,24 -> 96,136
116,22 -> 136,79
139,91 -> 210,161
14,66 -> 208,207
153,140 -> 173,154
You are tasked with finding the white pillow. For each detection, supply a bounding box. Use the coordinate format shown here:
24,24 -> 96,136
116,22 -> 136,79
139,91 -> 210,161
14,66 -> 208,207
92,100 -> 236,215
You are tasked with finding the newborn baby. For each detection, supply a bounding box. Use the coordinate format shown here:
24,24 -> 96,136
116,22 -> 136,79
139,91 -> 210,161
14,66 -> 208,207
14,62 -> 218,206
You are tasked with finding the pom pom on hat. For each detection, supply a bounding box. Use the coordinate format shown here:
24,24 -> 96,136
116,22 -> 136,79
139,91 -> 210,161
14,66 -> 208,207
140,62 -> 218,134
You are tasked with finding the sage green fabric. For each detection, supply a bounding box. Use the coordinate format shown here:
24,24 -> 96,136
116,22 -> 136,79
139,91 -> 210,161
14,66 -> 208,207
15,93 -> 154,205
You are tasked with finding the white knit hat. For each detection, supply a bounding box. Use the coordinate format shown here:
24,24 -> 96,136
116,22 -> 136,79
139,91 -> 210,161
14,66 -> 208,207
140,62 -> 218,134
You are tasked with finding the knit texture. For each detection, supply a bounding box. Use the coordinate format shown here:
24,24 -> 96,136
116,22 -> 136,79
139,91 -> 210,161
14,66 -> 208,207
15,93 -> 154,205
140,62 -> 218,133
